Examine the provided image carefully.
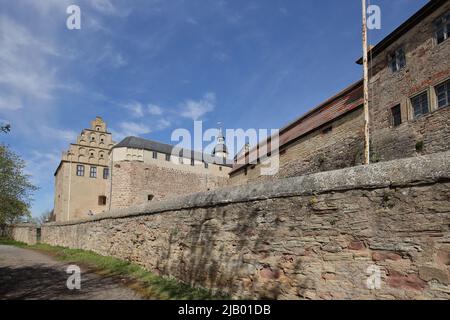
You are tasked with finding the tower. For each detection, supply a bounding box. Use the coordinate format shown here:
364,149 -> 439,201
212,124 -> 228,160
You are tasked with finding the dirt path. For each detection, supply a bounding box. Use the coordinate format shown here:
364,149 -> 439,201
0,245 -> 143,300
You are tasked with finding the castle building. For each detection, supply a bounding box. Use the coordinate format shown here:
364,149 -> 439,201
53,119 -> 231,221
107,135 -> 231,210
53,117 -> 114,221
229,0 -> 450,185
53,0 -> 450,221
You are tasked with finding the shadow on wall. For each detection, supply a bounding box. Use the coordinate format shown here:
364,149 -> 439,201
153,204 -> 301,299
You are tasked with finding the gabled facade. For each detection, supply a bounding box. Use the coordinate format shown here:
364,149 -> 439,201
53,117 -> 113,222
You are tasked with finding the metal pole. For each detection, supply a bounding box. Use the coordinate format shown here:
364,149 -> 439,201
362,0 -> 370,165
67,152 -> 72,221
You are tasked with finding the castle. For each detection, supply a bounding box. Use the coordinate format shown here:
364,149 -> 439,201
53,0 -> 450,222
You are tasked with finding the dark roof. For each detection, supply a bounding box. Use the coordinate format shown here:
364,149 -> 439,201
356,0 -> 448,64
113,136 -> 233,167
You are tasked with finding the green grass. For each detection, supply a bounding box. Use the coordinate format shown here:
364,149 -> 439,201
0,238 -> 229,300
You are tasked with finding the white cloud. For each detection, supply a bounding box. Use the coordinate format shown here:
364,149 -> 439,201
156,118 -> 171,130
39,126 -> 78,143
148,104 -> 163,115
124,101 -> 145,117
90,0 -> 132,17
95,45 -> 127,68
112,121 -> 152,141
0,15 -> 62,101
24,150 -> 61,185
0,96 -> 22,111
179,92 -> 216,120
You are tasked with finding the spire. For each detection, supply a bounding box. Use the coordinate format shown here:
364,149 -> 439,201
217,122 -> 225,143
212,122 -> 227,159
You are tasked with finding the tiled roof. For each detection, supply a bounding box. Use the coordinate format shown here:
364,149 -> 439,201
113,136 -> 233,167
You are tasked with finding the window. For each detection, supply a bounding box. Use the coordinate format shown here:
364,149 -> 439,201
90,166 -> 97,178
435,79 -> 450,109
434,12 -> 450,45
391,104 -> 402,127
76,165 -> 84,176
98,196 -> 107,206
103,168 -> 109,179
219,166 -> 222,171
91,136 -> 95,141
388,47 -> 406,72
411,92 -> 429,118
322,126 -> 332,134
165,154 -> 171,161
152,151 -> 157,159
147,194 -> 154,201
204,162 -> 209,169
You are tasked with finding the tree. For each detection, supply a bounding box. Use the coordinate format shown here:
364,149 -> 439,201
1,123 -> 11,134
32,210 -> 53,226
0,144 -> 37,224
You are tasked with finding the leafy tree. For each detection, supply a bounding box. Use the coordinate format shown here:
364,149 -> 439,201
0,144 -> 37,224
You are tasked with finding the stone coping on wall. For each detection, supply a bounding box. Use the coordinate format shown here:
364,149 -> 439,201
45,151 -> 450,227
11,223 -> 38,228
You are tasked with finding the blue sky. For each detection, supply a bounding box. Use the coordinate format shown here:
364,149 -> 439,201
0,0 -> 428,217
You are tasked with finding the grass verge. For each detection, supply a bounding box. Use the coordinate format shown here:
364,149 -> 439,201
0,238 -> 229,300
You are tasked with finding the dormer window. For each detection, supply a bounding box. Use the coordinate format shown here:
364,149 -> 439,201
388,47 -> 406,73
434,12 -> 450,45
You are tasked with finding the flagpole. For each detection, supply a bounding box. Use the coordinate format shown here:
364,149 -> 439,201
362,0 -> 370,165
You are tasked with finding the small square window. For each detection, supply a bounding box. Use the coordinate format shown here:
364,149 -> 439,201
76,165 -> 84,176
391,104 -> 402,127
388,47 -> 406,73
322,126 -> 332,134
90,166 -> 97,178
147,194 -> 154,201
98,196 -> 107,206
434,12 -> 450,44
411,92 -> 429,118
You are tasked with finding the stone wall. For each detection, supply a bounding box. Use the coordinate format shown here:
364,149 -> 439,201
42,151 -> 450,300
109,161 -> 228,210
10,224 -> 37,245
369,1 -> 450,162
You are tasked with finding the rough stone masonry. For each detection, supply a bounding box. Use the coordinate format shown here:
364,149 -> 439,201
41,151 -> 450,300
